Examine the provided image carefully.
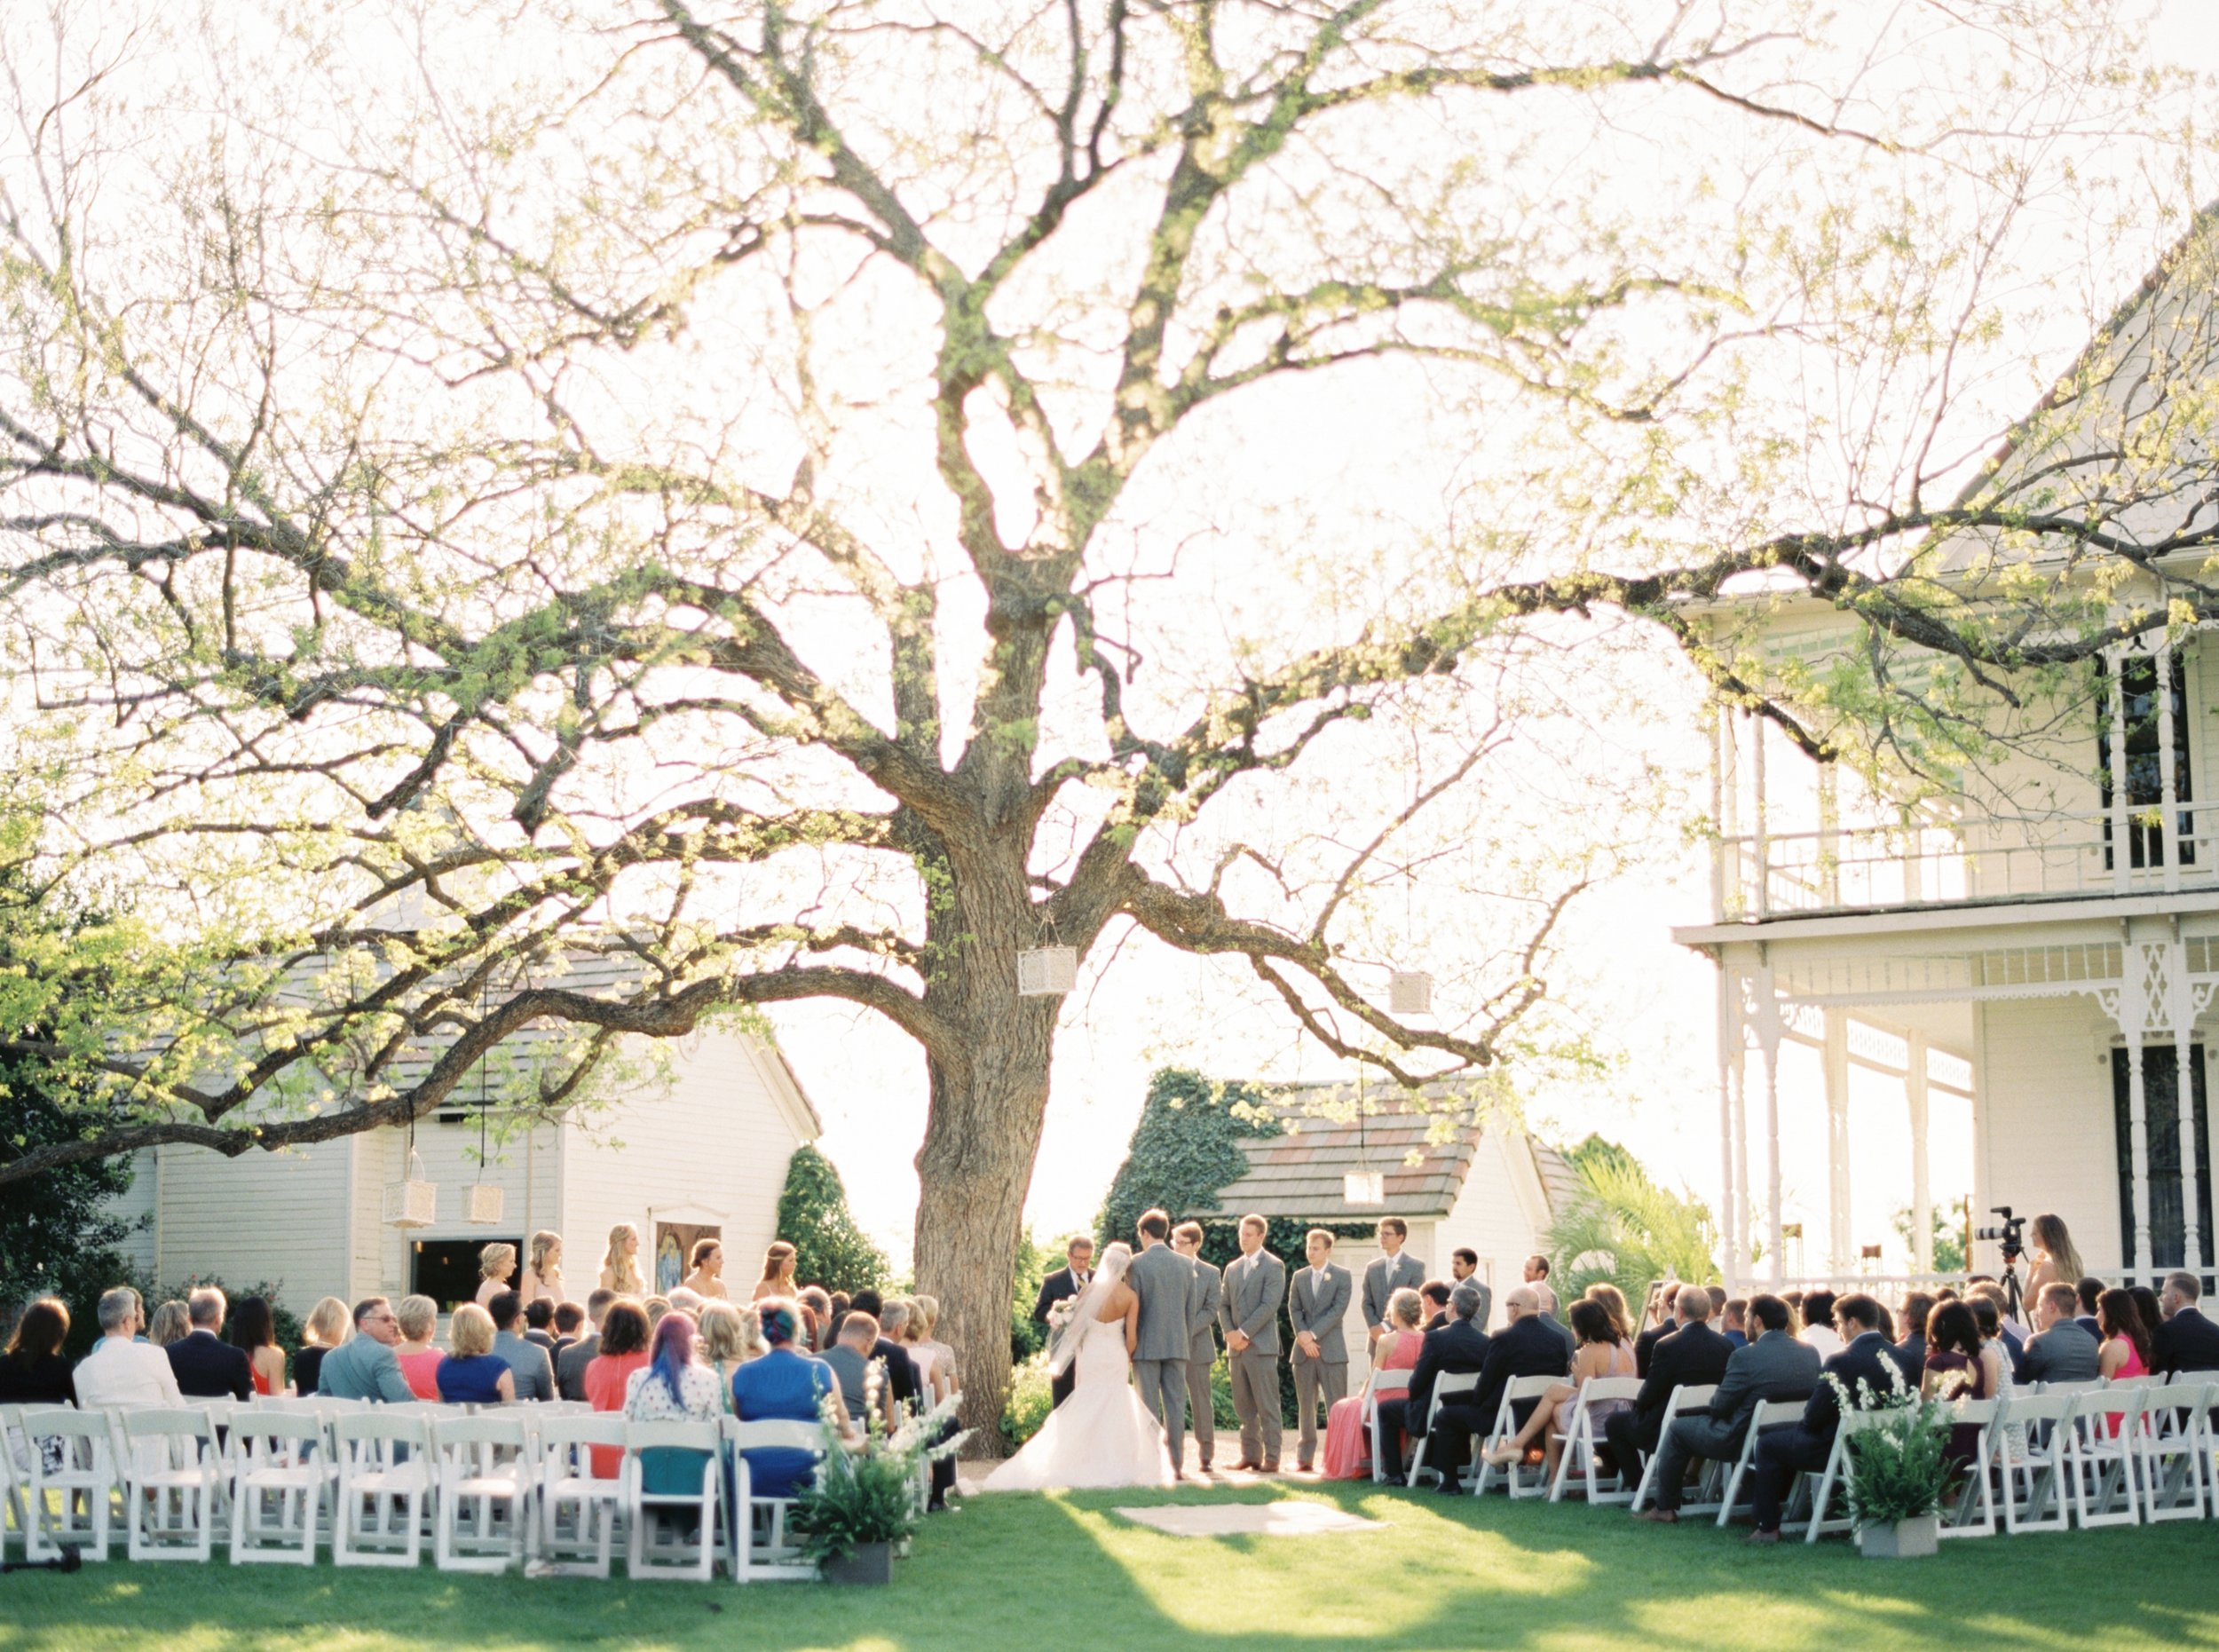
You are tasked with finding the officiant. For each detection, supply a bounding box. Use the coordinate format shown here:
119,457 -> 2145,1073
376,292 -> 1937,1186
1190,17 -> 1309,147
1031,1235 -> 1096,1407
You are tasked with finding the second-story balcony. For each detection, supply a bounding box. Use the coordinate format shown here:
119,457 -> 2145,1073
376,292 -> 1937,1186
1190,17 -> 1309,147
1716,802 -> 2219,921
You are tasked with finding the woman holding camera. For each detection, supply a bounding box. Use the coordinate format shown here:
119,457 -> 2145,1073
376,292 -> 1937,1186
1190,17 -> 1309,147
2022,1213 -> 2082,1304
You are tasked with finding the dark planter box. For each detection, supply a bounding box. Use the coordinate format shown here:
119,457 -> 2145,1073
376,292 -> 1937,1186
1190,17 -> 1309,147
823,1541 -> 893,1585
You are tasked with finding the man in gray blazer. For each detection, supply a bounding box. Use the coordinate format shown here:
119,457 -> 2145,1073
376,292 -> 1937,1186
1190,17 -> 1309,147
1363,1217 -> 1425,1354
1632,1292 -> 1820,1522
2020,1282 -> 2103,1383
1172,1222 -> 1225,1472
1289,1228 -> 1354,1472
1220,1213 -> 1288,1471
1129,1208 -> 1199,1475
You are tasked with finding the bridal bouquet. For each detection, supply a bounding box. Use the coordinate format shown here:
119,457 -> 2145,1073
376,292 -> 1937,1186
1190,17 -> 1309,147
1046,1296 -> 1079,1334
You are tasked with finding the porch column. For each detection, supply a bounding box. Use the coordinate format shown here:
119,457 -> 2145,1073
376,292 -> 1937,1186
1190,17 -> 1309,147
2159,642 -> 2181,893
1822,1009 -> 1852,1275
1906,1029 -> 1933,1274
2109,650 -> 2130,896
2120,942 -> 2153,1277
1717,961 -> 1743,1291
1756,959 -> 1785,1285
1751,713 -> 1770,921
1720,710 -> 1742,918
2171,937 -> 2203,1274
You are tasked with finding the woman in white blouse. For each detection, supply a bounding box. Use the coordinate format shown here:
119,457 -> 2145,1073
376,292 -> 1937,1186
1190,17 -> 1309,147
624,1310 -> 723,1513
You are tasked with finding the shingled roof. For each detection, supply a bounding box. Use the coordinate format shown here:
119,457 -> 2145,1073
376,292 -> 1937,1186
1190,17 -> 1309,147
1188,1080 -> 1559,1223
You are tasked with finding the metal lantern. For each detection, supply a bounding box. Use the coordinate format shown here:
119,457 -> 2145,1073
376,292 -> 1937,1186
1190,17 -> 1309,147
1387,970 -> 1433,1016
1016,945 -> 1078,997
383,1150 -> 437,1229
1342,1170 -> 1386,1206
464,1182 -> 505,1224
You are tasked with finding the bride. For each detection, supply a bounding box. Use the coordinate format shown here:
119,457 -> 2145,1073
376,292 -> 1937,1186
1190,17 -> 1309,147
984,1241 -> 1178,1492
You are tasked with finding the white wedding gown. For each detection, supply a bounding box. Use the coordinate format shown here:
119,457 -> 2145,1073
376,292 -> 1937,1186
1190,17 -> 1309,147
984,1313 -> 1179,1492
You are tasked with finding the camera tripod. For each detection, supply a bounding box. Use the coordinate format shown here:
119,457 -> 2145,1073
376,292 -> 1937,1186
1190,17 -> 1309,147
1996,1251 -> 2026,1324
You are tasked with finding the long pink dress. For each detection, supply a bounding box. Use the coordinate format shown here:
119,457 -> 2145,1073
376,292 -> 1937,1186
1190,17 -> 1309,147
1321,1330 -> 1424,1479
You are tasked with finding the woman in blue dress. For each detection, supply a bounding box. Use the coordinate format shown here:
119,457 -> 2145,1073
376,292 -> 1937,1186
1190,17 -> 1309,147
728,1300 -> 835,1499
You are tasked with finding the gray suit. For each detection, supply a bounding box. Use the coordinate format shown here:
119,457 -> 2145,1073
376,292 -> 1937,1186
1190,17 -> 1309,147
1182,1259 -> 1225,1466
1363,1250 -> 1425,1335
1220,1246 -> 1288,1466
2020,1319 -> 2102,1385
556,1332 -> 600,1403
1647,1328 -> 1820,1513
1453,1275 -> 1494,1330
1289,1263 -> 1354,1467
1129,1241 -> 1199,1468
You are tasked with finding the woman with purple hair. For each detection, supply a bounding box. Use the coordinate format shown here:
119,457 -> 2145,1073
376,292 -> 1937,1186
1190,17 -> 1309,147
623,1309 -> 723,1497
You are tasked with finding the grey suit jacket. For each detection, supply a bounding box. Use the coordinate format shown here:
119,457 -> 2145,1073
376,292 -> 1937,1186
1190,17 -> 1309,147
1363,1251 -> 1425,1329
1188,1261 -> 1225,1362
1128,1242 -> 1198,1363
2020,1320 -> 2102,1384
556,1332 -> 600,1403
494,1330 -> 555,1402
1701,1328 -> 1821,1443
1220,1248 -> 1287,1356
1290,1264 -> 1354,1362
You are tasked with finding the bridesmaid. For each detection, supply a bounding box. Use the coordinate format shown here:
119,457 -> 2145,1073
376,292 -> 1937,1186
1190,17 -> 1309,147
475,1241 -> 518,1307
599,1222 -> 645,1295
519,1229 -> 567,1305
753,1241 -> 799,1302
681,1237 -> 727,1300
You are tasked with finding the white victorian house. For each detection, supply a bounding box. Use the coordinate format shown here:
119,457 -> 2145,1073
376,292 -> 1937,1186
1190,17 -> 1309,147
1680,207 -> 2219,1294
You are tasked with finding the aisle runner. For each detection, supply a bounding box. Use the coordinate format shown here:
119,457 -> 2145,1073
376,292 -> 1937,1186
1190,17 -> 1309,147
1113,1502 -> 1387,1537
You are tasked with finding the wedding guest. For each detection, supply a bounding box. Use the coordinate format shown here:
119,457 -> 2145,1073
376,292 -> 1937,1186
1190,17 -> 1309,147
1523,1254 -> 1560,1316
667,1287 -> 707,1316
1585,1284 -> 1635,1348
1,1300 -> 76,1472
821,1312 -> 893,1432
895,1298 -> 950,1403
754,1241 -> 800,1303
294,1296 -> 351,1397
847,1290 -> 919,1408
1220,1213 -> 1286,1472
1748,1293 -> 1898,1543
2019,1283 -> 2099,1383
1632,1292 -> 1820,1523
2075,1276 -> 2105,1338
1633,1284 -> 1682,1378
169,1288 -> 253,1401
475,1242 -> 518,1307
598,1222 -> 645,1295
525,1300 -> 558,1352
1966,1294 -> 2023,1459
490,1292 -> 555,1401
393,1294 -> 444,1399
2024,1213 -> 2083,1302
585,1300 -> 652,1476
626,1310 -> 721,1513
1031,1235 -> 1096,1408
229,1295 -> 286,1397
1921,1300 -> 1991,1466
2096,1287 -> 2153,1432
557,1288 -> 618,1402
1323,1288 -> 1423,1480
551,1301 -> 586,1359
1488,1298 -> 1637,1482
1289,1228 -> 1354,1473
1895,1292 -> 1937,1376
1363,1219 -> 1425,1354
645,1295 -> 674,1328
1721,1297 -> 1749,1349
518,1229 -> 567,1306
75,1287 -> 184,1411
730,1300 -> 840,1497
1403,1282 -> 1491,1486
912,1295 -> 958,1397
681,1239 -> 726,1300
1455,1287 -> 1574,1476
2156,1270 -> 2219,1371
146,1300 -> 191,1348
699,1300 -> 750,1387
316,1298 -> 415,1403
1419,1280 -> 1454,1332
797,1286 -> 833,1352
1966,1280 -> 2026,1374
1604,1284 -> 1731,1488
1798,1290 -> 1844,1359
438,1303 -> 516,1403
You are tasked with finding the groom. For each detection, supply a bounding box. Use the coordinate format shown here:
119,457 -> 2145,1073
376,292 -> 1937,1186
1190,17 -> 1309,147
1129,1208 -> 1199,1478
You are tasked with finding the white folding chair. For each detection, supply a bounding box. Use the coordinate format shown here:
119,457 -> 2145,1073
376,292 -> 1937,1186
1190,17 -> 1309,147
1409,1371 -> 1479,1489
534,1415 -> 626,1578
1626,1383 -> 1716,1513
333,1411 -> 435,1568
1714,1398 -> 1805,1527
1472,1376 -> 1560,1498
1938,1398 -> 1997,1539
1993,1391 -> 2077,1536
121,1409 -> 225,1561
227,1412 -> 331,1565
0,1403 -> 28,1555
2136,1379 -> 2213,1522
724,1418 -> 824,1582
2068,1384 -> 2143,1528
432,1414 -> 535,1572
1357,1366 -> 1395,1484
22,1407 -> 115,1562
622,1419 -> 721,1582
1799,1410 -> 1884,1543
1548,1378 -> 1645,1503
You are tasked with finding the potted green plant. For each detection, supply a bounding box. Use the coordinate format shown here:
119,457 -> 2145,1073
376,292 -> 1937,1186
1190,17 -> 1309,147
1837,1376 -> 1955,1559
791,1375 -> 967,1584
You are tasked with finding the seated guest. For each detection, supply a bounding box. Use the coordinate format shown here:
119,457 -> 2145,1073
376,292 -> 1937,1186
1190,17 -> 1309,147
1965,1281 -> 2026,1373
1484,1297 -> 1636,1482
293,1296 -> 351,1397
1419,1280 -> 1454,1333
1894,1291 -> 1937,1379
1603,1284 -> 1733,1487
557,1289 -> 617,1402
1402,1282 -> 1491,1478
799,1287 -> 835,1352
1965,1295 -> 2023,1460
584,1300 -> 652,1477
2019,1283 -> 2101,1384
551,1301 -> 587,1359
317,1298 -> 416,1403
2156,1270 -> 2219,1372
524,1299 -> 559,1353
1427,1286 -> 1569,1491
2131,1284 -> 2165,1344
1705,1286 -> 1728,1326
821,1312 -> 892,1432
489,1291 -> 555,1401
2,1300 -> 77,1474
848,1291 -> 919,1408
1797,1290 -> 1844,1359
393,1295 -> 444,1399
667,1286 -> 707,1316
146,1300 -> 191,1348
730,1300 -> 838,1497
1323,1288 -> 1424,1480
644,1295 -> 674,1329
1584,1284 -> 1635,1348
1920,1301 -> 1991,1466
1721,1296 -> 1749,1350
1781,1290 -> 1805,1332
229,1295 -> 286,1398
2096,1287 -> 2153,1434
1633,1292 -> 1818,1523
75,1287 -> 184,1410
624,1309 -> 721,1507
2075,1276 -> 2104,1339
1633,1285 -> 1682,1378
1748,1292 -> 1899,1543
698,1300 -> 751,1391
437,1303 -> 516,1403
168,1288 -> 253,1401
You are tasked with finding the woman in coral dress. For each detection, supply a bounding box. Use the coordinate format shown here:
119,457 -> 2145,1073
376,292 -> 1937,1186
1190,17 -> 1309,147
1322,1289 -> 1426,1479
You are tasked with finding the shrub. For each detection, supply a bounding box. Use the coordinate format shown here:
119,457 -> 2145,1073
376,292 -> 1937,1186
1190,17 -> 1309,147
776,1144 -> 891,1297
1000,1351 -> 1055,1449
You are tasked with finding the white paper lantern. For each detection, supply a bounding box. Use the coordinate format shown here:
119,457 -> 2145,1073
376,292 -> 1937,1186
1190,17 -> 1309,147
383,1151 -> 437,1229
1017,945 -> 1078,997
1343,1170 -> 1386,1206
464,1183 -> 505,1224
1387,970 -> 1433,1016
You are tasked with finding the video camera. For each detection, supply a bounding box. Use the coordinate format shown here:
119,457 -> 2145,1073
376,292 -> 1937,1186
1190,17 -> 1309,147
1973,1205 -> 2026,1261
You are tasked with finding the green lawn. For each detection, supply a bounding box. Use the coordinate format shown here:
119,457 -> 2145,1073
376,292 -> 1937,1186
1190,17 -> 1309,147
4,1481 -> 2217,1652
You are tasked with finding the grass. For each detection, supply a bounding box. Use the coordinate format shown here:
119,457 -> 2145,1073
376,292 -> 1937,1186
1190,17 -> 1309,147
4,1481 -> 2219,1652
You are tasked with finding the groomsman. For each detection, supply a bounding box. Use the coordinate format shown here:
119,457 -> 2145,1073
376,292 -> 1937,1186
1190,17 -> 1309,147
1031,1235 -> 1096,1408
1363,1218 -> 1425,1353
1449,1247 -> 1493,1328
1129,1209 -> 1199,1476
1289,1229 -> 1353,1473
1220,1213 -> 1287,1472
1172,1222 -> 1223,1472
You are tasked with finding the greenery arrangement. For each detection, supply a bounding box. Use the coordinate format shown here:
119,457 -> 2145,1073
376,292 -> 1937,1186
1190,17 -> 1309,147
1544,1134 -> 1719,1304
776,1145 -> 892,1298
1837,1377 -> 1955,1529
791,1371 -> 964,1565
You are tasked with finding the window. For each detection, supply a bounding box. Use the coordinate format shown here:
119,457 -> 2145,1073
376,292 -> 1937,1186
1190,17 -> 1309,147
2112,1046 -> 2211,1272
410,1236 -> 521,1313
2097,653 -> 2194,869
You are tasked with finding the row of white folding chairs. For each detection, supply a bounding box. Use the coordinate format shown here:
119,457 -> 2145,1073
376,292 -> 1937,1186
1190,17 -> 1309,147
3,1402 -> 822,1582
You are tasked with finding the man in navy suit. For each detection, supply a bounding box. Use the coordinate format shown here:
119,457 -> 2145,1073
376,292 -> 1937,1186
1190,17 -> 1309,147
1605,1284 -> 1733,1479
1393,1282 -> 1490,1486
1031,1236 -> 1096,1408
1747,1292 -> 1904,1543
165,1287 -> 253,1401
2156,1271 -> 2219,1372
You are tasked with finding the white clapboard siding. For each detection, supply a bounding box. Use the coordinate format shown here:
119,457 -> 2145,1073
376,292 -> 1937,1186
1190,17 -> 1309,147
1437,1134 -> 1555,1329
1977,995 -> 2122,1275
148,1133 -> 355,1312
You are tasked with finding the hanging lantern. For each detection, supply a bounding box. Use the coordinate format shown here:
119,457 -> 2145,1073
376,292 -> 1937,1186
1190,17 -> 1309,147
1343,1170 -> 1386,1205
1017,945 -> 1078,997
1387,970 -> 1433,1016
464,1182 -> 505,1224
383,1149 -> 437,1229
